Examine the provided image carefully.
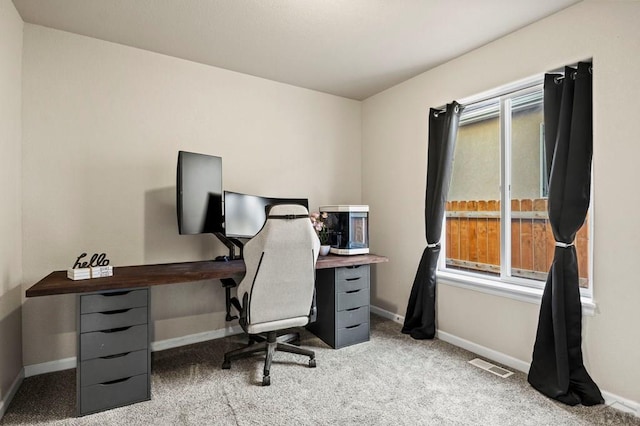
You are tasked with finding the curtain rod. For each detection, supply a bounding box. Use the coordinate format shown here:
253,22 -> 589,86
553,64 -> 593,83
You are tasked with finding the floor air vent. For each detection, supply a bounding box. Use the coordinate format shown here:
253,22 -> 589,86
469,358 -> 514,378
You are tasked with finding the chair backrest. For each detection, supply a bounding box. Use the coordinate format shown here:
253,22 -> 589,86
237,204 -> 320,327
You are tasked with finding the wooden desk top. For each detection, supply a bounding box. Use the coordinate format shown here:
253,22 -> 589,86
25,254 -> 388,297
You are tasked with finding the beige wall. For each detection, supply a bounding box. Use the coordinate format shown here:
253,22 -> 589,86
363,1 -> 640,403
21,25 -> 362,365
0,0 -> 24,411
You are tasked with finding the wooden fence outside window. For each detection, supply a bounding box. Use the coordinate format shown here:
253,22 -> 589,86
445,199 -> 589,288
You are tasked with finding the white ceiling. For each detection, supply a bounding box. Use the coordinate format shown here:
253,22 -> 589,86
12,0 -> 581,100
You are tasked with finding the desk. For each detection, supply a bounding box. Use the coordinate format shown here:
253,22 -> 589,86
26,254 -> 387,297
26,254 -> 388,416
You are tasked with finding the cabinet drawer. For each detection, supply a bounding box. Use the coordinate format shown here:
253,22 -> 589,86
336,305 -> 369,329
336,322 -> 369,348
337,288 -> 369,311
80,289 -> 148,314
80,349 -> 148,387
80,324 -> 147,361
336,265 -> 369,292
80,373 -> 149,416
336,273 -> 369,293
81,307 -> 147,333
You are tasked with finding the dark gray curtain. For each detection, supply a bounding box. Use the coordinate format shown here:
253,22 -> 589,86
528,62 -> 603,406
402,101 -> 463,339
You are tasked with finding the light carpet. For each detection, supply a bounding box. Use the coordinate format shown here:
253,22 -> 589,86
2,315 -> 637,425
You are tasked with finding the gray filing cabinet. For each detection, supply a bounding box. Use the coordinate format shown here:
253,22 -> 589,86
77,289 -> 150,416
308,264 -> 370,348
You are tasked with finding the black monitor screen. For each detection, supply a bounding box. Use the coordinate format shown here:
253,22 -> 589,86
223,191 -> 309,238
176,151 -> 223,235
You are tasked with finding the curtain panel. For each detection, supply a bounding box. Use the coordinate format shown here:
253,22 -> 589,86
528,62 -> 603,406
402,101 -> 463,339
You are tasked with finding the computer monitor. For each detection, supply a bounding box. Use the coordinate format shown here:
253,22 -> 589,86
223,191 -> 309,239
176,151 -> 223,235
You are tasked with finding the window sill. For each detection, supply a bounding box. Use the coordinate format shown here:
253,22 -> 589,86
437,270 -> 596,316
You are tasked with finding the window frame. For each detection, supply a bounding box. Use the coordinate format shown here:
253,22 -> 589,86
436,74 -> 595,314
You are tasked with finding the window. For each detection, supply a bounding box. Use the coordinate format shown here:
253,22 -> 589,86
440,79 -> 592,300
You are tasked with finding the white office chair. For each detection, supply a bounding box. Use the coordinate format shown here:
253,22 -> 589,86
222,204 -> 320,386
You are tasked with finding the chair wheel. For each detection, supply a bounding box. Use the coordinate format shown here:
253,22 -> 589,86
309,359 -> 316,368
222,360 -> 231,369
262,376 -> 271,386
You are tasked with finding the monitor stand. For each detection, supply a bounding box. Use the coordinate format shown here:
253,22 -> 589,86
213,232 -> 244,261
213,232 -> 245,321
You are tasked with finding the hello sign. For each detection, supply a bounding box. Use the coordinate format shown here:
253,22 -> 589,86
72,252 -> 110,269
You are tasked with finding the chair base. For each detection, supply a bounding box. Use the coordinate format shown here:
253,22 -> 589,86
222,330 -> 316,386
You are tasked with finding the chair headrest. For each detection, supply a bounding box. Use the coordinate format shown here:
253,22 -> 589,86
266,204 -> 309,219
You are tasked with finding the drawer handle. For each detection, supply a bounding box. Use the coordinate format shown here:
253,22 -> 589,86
346,265 -> 361,269
102,291 -> 131,297
101,309 -> 131,315
101,326 -> 132,333
345,289 -> 361,294
100,376 -> 133,386
345,277 -> 361,282
345,307 -> 360,312
100,352 -> 131,360
345,324 -> 361,329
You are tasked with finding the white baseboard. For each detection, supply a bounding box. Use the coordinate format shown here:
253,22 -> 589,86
370,305 -> 404,323
24,356 -> 76,378
601,391 -> 640,418
0,368 -> 24,419
150,324 -> 243,352
435,329 -> 531,374
371,304 -> 526,371
23,325 -> 244,377
370,304 -> 638,418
